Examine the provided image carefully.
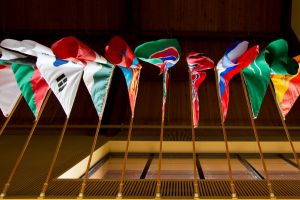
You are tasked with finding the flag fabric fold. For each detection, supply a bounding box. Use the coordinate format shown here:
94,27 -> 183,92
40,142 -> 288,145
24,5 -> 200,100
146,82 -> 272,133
186,52 -> 214,127
0,60 -> 21,117
1,40 -> 51,118
135,39 -> 181,117
105,36 -> 142,114
36,53 -> 83,117
217,41 -> 259,122
51,36 -> 114,117
270,55 -> 300,117
242,39 -> 298,118
11,63 -> 49,117
1,39 -> 54,57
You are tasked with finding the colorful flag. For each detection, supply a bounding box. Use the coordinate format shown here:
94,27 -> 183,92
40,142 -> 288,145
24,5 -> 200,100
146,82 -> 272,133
135,39 -> 181,117
270,55 -> 300,118
242,39 -> 298,118
36,53 -> 83,117
134,39 -> 181,74
186,52 -> 214,127
0,61 -> 21,117
1,39 -> 51,118
105,36 -> 141,114
51,36 -> 115,117
217,41 -> 259,122
11,64 -> 49,117
266,39 -> 299,75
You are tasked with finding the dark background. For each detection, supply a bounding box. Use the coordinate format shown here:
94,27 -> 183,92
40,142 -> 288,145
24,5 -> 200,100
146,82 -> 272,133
0,0 -> 299,139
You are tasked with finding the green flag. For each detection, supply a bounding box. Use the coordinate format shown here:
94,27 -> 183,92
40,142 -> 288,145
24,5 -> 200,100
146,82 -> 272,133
242,39 -> 298,118
11,64 -> 49,118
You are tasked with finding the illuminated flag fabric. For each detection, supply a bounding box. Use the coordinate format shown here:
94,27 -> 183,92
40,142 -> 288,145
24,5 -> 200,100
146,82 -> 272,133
51,36 -> 114,117
186,52 -> 214,127
217,41 -> 259,122
1,39 -> 54,57
271,55 -> 300,117
134,39 -> 180,74
0,60 -> 21,117
36,53 -> 83,117
135,39 -> 181,116
105,36 -> 141,114
11,64 -> 49,117
242,39 -> 298,118
1,39 -> 51,117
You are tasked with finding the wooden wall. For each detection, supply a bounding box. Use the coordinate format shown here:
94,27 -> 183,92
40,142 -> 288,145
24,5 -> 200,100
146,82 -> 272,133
0,0 -> 299,140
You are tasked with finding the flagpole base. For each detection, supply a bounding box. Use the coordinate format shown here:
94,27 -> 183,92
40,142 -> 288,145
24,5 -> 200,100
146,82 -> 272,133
0,192 -> 5,199
38,192 -> 45,199
194,192 -> 199,200
116,192 -> 122,199
77,192 -> 83,199
155,192 -> 161,199
270,192 -> 276,199
231,192 -> 237,199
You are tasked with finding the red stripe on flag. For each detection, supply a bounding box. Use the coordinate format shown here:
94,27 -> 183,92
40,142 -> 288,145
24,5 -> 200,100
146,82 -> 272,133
30,66 -> 49,116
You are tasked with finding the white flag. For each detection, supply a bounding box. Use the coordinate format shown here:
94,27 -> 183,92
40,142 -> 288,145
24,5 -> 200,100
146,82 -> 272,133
1,39 -> 54,57
0,48 -> 21,117
36,53 -> 83,117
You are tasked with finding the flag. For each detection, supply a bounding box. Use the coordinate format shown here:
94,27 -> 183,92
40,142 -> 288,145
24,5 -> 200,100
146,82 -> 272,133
217,41 -> 259,122
270,55 -> 300,117
11,64 -> 49,117
135,39 -> 181,117
1,39 -> 51,118
51,36 -> 106,64
242,39 -> 298,118
36,53 -> 83,117
1,39 -> 54,57
186,52 -> 214,127
51,36 -> 115,117
134,39 -> 181,74
0,61 -> 21,117
105,36 -> 141,114
266,39 -> 298,75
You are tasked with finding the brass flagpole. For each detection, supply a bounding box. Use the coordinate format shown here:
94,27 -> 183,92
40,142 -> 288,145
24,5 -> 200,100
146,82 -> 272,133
188,70 -> 200,198
78,118 -> 102,199
117,115 -> 135,198
240,73 -> 274,198
269,83 -> 300,170
117,68 -> 141,198
78,68 -> 115,199
213,68 -> 236,198
39,117 -> 69,198
0,90 -> 52,199
156,111 -> 164,199
0,95 -> 23,136
155,71 -> 168,199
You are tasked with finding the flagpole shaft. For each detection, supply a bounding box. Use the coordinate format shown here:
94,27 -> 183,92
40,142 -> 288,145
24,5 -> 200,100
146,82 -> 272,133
269,83 -> 300,171
0,95 -> 22,136
156,112 -> 164,199
188,71 -> 199,198
0,91 -> 51,199
78,118 -> 102,199
213,68 -> 236,197
39,117 -> 69,199
240,73 -> 274,197
117,115 -> 134,198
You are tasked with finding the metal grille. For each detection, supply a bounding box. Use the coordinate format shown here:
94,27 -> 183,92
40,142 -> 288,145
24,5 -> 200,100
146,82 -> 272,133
7,179 -> 300,199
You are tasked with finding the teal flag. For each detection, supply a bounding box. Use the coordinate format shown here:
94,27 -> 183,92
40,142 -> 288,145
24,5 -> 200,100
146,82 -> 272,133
242,39 -> 298,118
134,39 -> 181,117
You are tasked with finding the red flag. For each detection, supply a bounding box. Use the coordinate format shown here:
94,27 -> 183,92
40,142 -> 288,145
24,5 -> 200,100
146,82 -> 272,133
186,52 -> 214,127
105,36 -> 141,114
